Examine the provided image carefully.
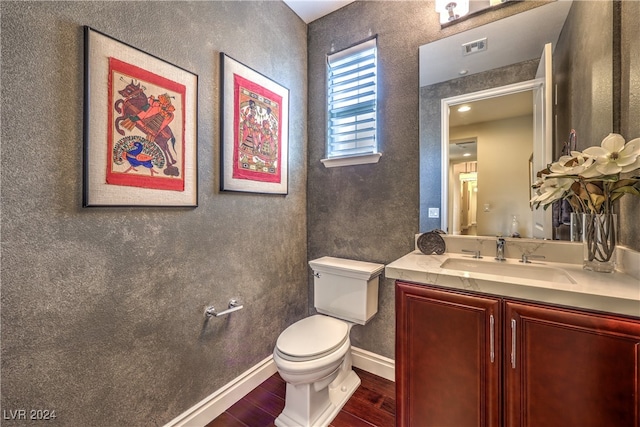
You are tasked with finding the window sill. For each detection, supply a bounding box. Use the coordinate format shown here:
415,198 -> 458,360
321,152 -> 382,168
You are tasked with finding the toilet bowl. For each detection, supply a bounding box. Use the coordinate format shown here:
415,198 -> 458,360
273,257 -> 385,427
273,315 -> 359,427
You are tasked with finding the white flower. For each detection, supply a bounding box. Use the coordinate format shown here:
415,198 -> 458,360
531,132 -> 640,214
620,138 -> 640,172
548,152 -> 597,177
530,177 -> 574,206
583,133 -> 640,175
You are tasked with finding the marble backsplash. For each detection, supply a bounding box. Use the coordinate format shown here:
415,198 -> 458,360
414,234 -> 640,281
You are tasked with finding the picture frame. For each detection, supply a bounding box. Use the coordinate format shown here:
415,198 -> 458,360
83,26 -> 198,207
220,53 -> 289,195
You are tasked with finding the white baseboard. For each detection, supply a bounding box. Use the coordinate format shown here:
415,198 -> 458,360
164,348 -> 395,427
351,346 -> 396,382
163,355 -> 277,427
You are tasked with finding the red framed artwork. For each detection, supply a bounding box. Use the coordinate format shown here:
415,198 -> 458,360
83,27 -> 198,207
220,53 -> 289,194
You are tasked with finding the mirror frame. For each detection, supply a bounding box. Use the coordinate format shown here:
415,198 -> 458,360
440,79 -> 545,235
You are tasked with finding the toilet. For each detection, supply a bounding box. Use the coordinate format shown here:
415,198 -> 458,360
273,256 -> 385,427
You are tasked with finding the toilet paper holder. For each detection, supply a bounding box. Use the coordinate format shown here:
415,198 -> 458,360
205,299 -> 243,318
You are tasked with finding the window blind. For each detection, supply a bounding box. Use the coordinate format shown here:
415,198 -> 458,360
326,37 -> 378,159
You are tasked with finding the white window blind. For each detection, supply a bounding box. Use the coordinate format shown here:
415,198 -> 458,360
324,37 -> 380,167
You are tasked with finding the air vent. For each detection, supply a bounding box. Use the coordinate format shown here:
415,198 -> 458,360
462,38 -> 488,56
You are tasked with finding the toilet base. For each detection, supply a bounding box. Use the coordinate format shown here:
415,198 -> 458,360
274,369 -> 361,427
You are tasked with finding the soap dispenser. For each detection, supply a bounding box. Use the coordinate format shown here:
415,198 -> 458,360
510,215 -> 520,237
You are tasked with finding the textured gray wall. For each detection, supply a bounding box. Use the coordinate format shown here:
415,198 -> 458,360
1,2 -> 307,426
554,1 -> 613,159
307,1 -> 423,360
554,0 -> 639,251
307,1 -> 553,360
619,1 -> 640,251
2,1 -> 639,426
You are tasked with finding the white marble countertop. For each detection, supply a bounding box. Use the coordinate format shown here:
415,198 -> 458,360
386,250 -> 640,318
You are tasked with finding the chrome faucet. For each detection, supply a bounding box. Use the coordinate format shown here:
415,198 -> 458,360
495,237 -> 506,261
461,249 -> 482,259
520,254 -> 545,264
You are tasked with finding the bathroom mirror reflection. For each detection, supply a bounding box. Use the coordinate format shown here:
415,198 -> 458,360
438,0 -> 517,26
419,0 -> 612,239
446,90 -> 535,237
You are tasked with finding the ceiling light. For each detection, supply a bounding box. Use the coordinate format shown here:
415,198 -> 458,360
457,105 -> 471,112
435,0 -> 470,24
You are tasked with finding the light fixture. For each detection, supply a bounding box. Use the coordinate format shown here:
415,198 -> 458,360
457,105 -> 471,112
435,0 -> 470,24
463,152 -> 471,157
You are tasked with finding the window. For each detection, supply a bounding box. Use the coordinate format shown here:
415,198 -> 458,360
323,37 -> 381,168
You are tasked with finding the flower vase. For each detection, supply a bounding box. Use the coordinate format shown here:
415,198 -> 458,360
582,213 -> 617,273
569,212 -> 584,242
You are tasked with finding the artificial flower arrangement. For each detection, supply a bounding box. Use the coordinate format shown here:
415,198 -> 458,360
531,133 -> 640,214
530,132 -> 640,272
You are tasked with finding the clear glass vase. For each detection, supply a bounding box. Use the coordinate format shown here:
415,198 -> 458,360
569,212 -> 584,242
582,213 -> 617,273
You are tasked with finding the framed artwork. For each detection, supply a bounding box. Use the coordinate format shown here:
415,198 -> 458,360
83,26 -> 198,207
220,53 -> 289,194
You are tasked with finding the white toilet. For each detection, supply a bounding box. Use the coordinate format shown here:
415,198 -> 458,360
273,256 -> 385,427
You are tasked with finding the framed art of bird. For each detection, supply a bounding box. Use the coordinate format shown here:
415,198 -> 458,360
83,26 -> 198,207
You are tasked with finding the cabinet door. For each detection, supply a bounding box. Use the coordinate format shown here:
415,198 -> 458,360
505,301 -> 640,427
396,282 -> 501,427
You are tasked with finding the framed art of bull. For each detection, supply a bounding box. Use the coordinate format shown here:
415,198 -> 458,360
83,26 -> 198,207
220,53 -> 289,195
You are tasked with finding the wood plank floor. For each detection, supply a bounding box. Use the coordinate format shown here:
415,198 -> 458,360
206,367 -> 395,427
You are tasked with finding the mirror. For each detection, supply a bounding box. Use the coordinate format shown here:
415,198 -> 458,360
441,44 -> 553,239
437,0 -> 517,26
446,90 -> 534,237
419,0 -> 614,239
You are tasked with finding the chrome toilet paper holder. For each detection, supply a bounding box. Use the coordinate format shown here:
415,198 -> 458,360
205,299 -> 243,318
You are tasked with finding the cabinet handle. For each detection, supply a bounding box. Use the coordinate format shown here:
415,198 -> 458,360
511,319 -> 517,369
490,314 -> 495,363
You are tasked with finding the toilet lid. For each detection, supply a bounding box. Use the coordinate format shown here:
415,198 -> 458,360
276,315 -> 349,360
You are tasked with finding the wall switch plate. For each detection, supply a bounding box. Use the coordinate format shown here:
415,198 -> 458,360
428,208 -> 440,218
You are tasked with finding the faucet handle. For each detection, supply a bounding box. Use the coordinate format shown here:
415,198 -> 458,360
495,237 -> 506,261
462,249 -> 482,259
520,254 -> 545,264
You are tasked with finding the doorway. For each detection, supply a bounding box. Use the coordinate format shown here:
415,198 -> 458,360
441,80 -> 546,238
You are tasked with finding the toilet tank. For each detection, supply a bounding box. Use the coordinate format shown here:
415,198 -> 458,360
309,257 -> 385,325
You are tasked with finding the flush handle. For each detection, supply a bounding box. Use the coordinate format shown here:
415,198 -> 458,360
313,272 -> 321,278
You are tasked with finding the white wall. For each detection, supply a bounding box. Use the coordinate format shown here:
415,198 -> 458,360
451,115 -> 533,237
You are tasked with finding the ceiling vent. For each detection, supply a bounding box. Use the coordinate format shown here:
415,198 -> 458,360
462,38 -> 488,56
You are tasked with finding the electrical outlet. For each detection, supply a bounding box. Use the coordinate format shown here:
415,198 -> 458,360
428,208 -> 440,218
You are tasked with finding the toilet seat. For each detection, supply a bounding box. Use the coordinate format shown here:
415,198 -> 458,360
276,315 -> 349,362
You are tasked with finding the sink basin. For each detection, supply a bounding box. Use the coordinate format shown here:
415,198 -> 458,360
440,258 -> 576,284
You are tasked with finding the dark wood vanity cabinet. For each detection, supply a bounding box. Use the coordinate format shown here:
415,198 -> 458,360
505,300 -> 640,427
395,281 -> 502,427
396,281 -> 640,427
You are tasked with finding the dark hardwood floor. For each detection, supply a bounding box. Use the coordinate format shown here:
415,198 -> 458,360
206,367 -> 395,427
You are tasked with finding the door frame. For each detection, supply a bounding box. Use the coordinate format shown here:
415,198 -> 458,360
440,79 -> 546,236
